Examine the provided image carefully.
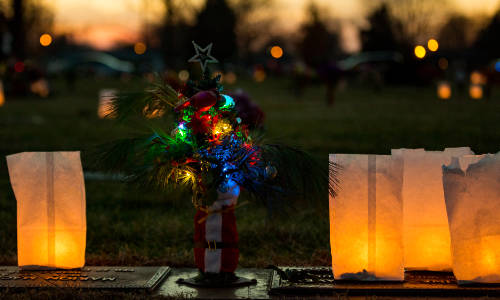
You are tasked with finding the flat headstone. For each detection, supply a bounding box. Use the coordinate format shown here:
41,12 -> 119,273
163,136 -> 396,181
156,268 -> 271,299
269,267 -> 500,297
0,266 -> 170,291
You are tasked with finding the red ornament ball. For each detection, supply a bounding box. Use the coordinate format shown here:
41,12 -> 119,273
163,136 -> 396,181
190,91 -> 218,111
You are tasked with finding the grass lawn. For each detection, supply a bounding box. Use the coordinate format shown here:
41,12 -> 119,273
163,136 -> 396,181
0,75 -> 499,270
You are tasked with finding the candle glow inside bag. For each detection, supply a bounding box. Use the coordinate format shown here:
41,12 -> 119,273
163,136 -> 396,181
7,152 -> 86,269
443,152 -> 500,284
329,154 -> 404,281
391,147 -> 473,271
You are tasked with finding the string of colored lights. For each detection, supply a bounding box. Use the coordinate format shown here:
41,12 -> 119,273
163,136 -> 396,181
142,75 -> 272,206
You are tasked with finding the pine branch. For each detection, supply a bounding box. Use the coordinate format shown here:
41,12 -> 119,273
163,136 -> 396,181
329,161 -> 339,198
89,137 -> 150,173
107,80 -> 180,121
258,144 -> 336,201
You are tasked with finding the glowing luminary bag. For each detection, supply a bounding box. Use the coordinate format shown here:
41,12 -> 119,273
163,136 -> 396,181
391,147 -> 473,271
443,152 -> 500,284
7,152 -> 86,269
329,154 -> 404,281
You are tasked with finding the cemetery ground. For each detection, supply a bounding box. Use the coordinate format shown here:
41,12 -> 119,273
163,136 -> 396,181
0,76 -> 498,298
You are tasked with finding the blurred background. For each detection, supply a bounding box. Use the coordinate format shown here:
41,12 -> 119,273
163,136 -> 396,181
0,0 -> 499,267
1,0 -> 500,99
1,0 -> 499,151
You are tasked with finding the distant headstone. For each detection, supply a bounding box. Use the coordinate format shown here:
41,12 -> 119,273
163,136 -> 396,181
98,89 -> 117,119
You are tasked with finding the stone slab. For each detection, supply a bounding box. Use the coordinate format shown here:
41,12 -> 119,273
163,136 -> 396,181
269,267 -> 500,297
0,266 -> 170,290
156,268 -> 271,299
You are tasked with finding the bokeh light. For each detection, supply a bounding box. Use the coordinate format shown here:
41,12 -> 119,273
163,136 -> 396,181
427,39 -> 439,52
212,71 -> 224,82
134,42 -> 147,55
253,67 -> 266,82
470,71 -> 486,85
39,33 -> 52,47
30,79 -> 49,98
0,81 -> 4,107
414,45 -> 426,59
224,71 -> 237,84
438,58 -> 448,70
469,84 -> 483,99
178,70 -> 189,82
14,61 -> 24,73
494,61 -> 500,72
437,82 -> 451,100
270,46 -> 283,59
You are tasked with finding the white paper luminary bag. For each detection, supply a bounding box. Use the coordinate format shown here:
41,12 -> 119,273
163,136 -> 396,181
443,152 -> 500,284
329,154 -> 404,281
391,147 -> 473,271
7,152 -> 86,269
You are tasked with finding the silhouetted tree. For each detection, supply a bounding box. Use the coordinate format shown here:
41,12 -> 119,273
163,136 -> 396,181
7,0 -> 53,60
191,0 -> 237,63
25,0 -> 53,50
295,3 -> 343,106
361,0 -> 448,84
10,0 -> 25,59
158,0 -> 192,68
0,3 -> 8,61
232,0 -> 274,64
297,3 -> 340,67
474,10 -> 500,62
438,15 -> 472,51
385,0 -> 448,45
361,4 -> 401,52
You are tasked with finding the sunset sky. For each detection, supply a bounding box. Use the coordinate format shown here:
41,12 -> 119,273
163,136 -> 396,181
45,0 -> 500,51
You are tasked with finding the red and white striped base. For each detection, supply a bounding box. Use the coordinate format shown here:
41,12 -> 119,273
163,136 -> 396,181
194,182 -> 240,273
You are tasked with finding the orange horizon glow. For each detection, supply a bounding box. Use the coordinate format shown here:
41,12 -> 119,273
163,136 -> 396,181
54,24 -> 141,50
48,0 -> 500,51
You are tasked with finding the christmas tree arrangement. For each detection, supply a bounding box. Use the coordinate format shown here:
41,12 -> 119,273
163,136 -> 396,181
98,42 -> 333,287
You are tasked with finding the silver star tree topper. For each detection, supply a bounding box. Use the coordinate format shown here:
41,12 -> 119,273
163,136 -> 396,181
188,41 -> 219,73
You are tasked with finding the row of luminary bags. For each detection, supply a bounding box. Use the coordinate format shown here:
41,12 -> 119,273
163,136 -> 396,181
6,150 -> 500,282
329,148 -> 500,284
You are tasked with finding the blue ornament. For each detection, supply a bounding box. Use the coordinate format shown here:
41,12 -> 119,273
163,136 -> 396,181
265,165 -> 277,180
221,94 -> 235,109
218,179 -> 237,193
